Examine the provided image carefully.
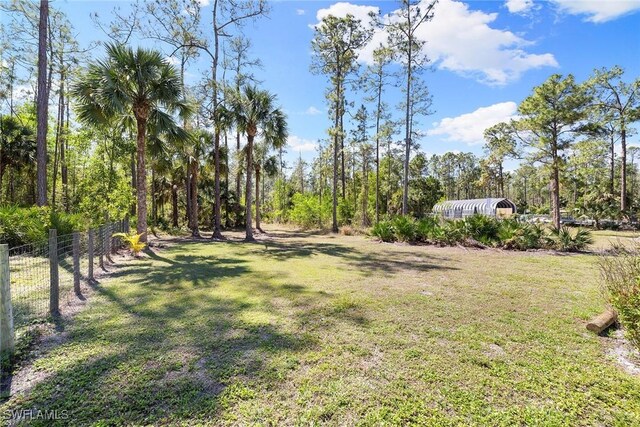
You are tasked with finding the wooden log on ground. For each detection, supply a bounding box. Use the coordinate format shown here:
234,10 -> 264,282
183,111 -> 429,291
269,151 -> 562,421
586,309 -> 617,334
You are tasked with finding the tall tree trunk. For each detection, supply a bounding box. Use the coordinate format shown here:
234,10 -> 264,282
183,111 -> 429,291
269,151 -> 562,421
401,19 -> 412,216
186,172 -> 192,226
212,131 -> 223,238
211,7 -> 223,238
62,94 -> 69,212
236,131 -> 242,204
151,169 -> 157,226
172,184 -> 178,227
499,163 -> 504,198
51,81 -> 63,208
621,126 -> 627,212
610,133 -> 615,195
35,0 -> 49,207
362,155 -> 368,227
224,132 -> 230,228
190,160 -> 200,237
387,140 -> 392,215
135,118 -> 148,242
0,165 -> 4,204
130,153 -> 136,216
352,149 -> 357,217
375,77 -> 382,224
245,134 -> 254,240
340,99 -> 345,199
255,166 -> 261,232
551,154 -> 560,229
332,76 -> 341,233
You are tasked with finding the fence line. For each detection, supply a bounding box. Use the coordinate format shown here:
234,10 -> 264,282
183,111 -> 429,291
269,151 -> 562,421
0,218 -> 130,357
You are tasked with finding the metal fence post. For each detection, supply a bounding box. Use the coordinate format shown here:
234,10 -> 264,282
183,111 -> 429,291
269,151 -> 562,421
0,244 -> 14,356
88,229 -> 94,281
124,217 -> 130,234
49,229 -> 59,317
73,232 -> 80,296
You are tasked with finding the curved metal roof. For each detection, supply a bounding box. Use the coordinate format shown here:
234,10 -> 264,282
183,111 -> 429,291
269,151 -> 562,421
432,198 -> 517,214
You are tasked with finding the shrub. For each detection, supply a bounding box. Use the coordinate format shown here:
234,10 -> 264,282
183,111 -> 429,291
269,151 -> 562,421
415,217 -> 439,242
392,216 -> 416,242
339,225 -> 355,236
550,226 -> 593,252
599,245 -> 640,350
370,214 -> 593,253
289,193 -> 321,229
0,206 -> 85,247
498,220 -> 545,251
371,220 -> 395,242
463,215 -> 500,246
434,220 -> 465,246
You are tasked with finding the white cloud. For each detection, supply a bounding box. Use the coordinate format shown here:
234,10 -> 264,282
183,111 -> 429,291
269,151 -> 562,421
287,135 -> 319,152
552,0 -> 640,23
165,56 -> 181,66
315,2 -> 379,24
197,0 -> 210,6
305,106 -> 322,115
296,9 -> 306,16
427,101 -> 518,145
314,0 -> 557,85
505,0 -> 534,14
9,84 -> 34,104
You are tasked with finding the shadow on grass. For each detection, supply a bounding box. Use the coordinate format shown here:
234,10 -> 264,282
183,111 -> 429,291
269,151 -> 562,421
2,244 -> 332,425
2,231 -> 452,424
256,238 -> 456,276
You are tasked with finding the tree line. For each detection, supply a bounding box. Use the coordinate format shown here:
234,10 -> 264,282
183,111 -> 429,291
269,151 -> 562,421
0,0 -> 638,242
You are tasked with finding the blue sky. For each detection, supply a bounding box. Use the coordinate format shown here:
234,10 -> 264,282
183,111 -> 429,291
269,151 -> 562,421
7,0 -> 640,168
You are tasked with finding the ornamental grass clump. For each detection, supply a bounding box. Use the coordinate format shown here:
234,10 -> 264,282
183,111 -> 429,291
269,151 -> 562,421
113,232 -> 146,256
599,244 -> 640,350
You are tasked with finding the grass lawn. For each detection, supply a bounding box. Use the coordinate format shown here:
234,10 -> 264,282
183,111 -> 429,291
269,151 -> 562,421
2,226 -> 640,426
590,229 -> 640,251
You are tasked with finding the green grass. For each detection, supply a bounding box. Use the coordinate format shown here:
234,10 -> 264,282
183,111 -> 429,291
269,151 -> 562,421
590,229 -> 640,251
2,227 -> 640,426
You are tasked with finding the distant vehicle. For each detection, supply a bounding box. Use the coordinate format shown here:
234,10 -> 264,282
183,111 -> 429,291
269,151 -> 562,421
522,215 -> 551,224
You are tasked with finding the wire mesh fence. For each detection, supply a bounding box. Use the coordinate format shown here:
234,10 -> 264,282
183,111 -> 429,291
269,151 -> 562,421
5,219 -> 128,334
7,241 -> 50,327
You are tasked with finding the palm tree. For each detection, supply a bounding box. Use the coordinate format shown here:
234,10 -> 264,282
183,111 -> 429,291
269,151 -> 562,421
185,129 -> 211,237
252,143 -> 279,232
230,86 -> 287,240
211,104 -> 234,239
72,43 -> 190,241
0,115 -> 36,203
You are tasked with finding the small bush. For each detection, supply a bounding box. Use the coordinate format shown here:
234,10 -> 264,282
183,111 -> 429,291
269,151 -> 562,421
392,216 -> 416,242
339,225 -> 355,236
435,220 -> 466,246
415,217 -> 439,242
0,206 -> 85,247
599,245 -> 640,350
463,215 -> 500,246
113,232 -> 146,256
498,220 -> 545,251
371,220 -> 395,242
289,193 -> 331,229
550,226 -> 593,252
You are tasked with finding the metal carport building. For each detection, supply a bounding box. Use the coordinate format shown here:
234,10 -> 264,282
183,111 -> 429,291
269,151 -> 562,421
432,198 -> 517,219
